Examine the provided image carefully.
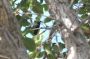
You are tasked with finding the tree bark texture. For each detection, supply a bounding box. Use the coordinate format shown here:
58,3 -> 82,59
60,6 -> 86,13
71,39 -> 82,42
0,0 -> 28,59
45,0 -> 90,59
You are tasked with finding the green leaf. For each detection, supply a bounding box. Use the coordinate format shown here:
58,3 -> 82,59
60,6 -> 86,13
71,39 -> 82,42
44,42 -> 51,50
29,51 -> 37,58
43,42 -> 52,54
44,17 -> 52,23
79,8 -> 87,14
32,1 -> 43,14
81,24 -> 90,30
52,43 -> 59,53
40,0 -> 43,3
34,35 -> 42,46
16,15 -> 22,21
81,14 -> 88,19
23,37 -> 36,51
37,51 -> 45,58
28,0 -> 33,7
20,19 -> 30,26
35,15 -> 41,22
47,54 -> 56,59
43,4 -> 48,11
17,0 -> 29,11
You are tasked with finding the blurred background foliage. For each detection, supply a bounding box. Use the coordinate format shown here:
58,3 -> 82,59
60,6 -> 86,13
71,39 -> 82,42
9,0 -> 90,59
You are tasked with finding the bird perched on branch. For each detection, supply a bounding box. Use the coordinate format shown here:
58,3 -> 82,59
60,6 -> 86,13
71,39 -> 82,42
33,21 -> 41,35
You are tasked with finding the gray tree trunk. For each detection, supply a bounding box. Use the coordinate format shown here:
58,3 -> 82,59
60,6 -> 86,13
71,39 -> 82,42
45,0 -> 90,59
0,0 -> 29,59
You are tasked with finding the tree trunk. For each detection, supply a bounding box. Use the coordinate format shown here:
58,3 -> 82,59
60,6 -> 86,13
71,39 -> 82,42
0,0 -> 28,59
45,0 -> 90,59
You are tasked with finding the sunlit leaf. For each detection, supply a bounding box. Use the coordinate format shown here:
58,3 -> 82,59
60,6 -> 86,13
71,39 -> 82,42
34,35 -> 42,46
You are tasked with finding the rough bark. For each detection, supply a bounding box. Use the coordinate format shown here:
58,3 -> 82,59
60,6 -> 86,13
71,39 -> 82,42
45,0 -> 90,59
0,0 -> 29,59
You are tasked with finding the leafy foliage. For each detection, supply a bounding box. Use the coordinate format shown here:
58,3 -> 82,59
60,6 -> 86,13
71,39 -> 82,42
10,0 -> 90,59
